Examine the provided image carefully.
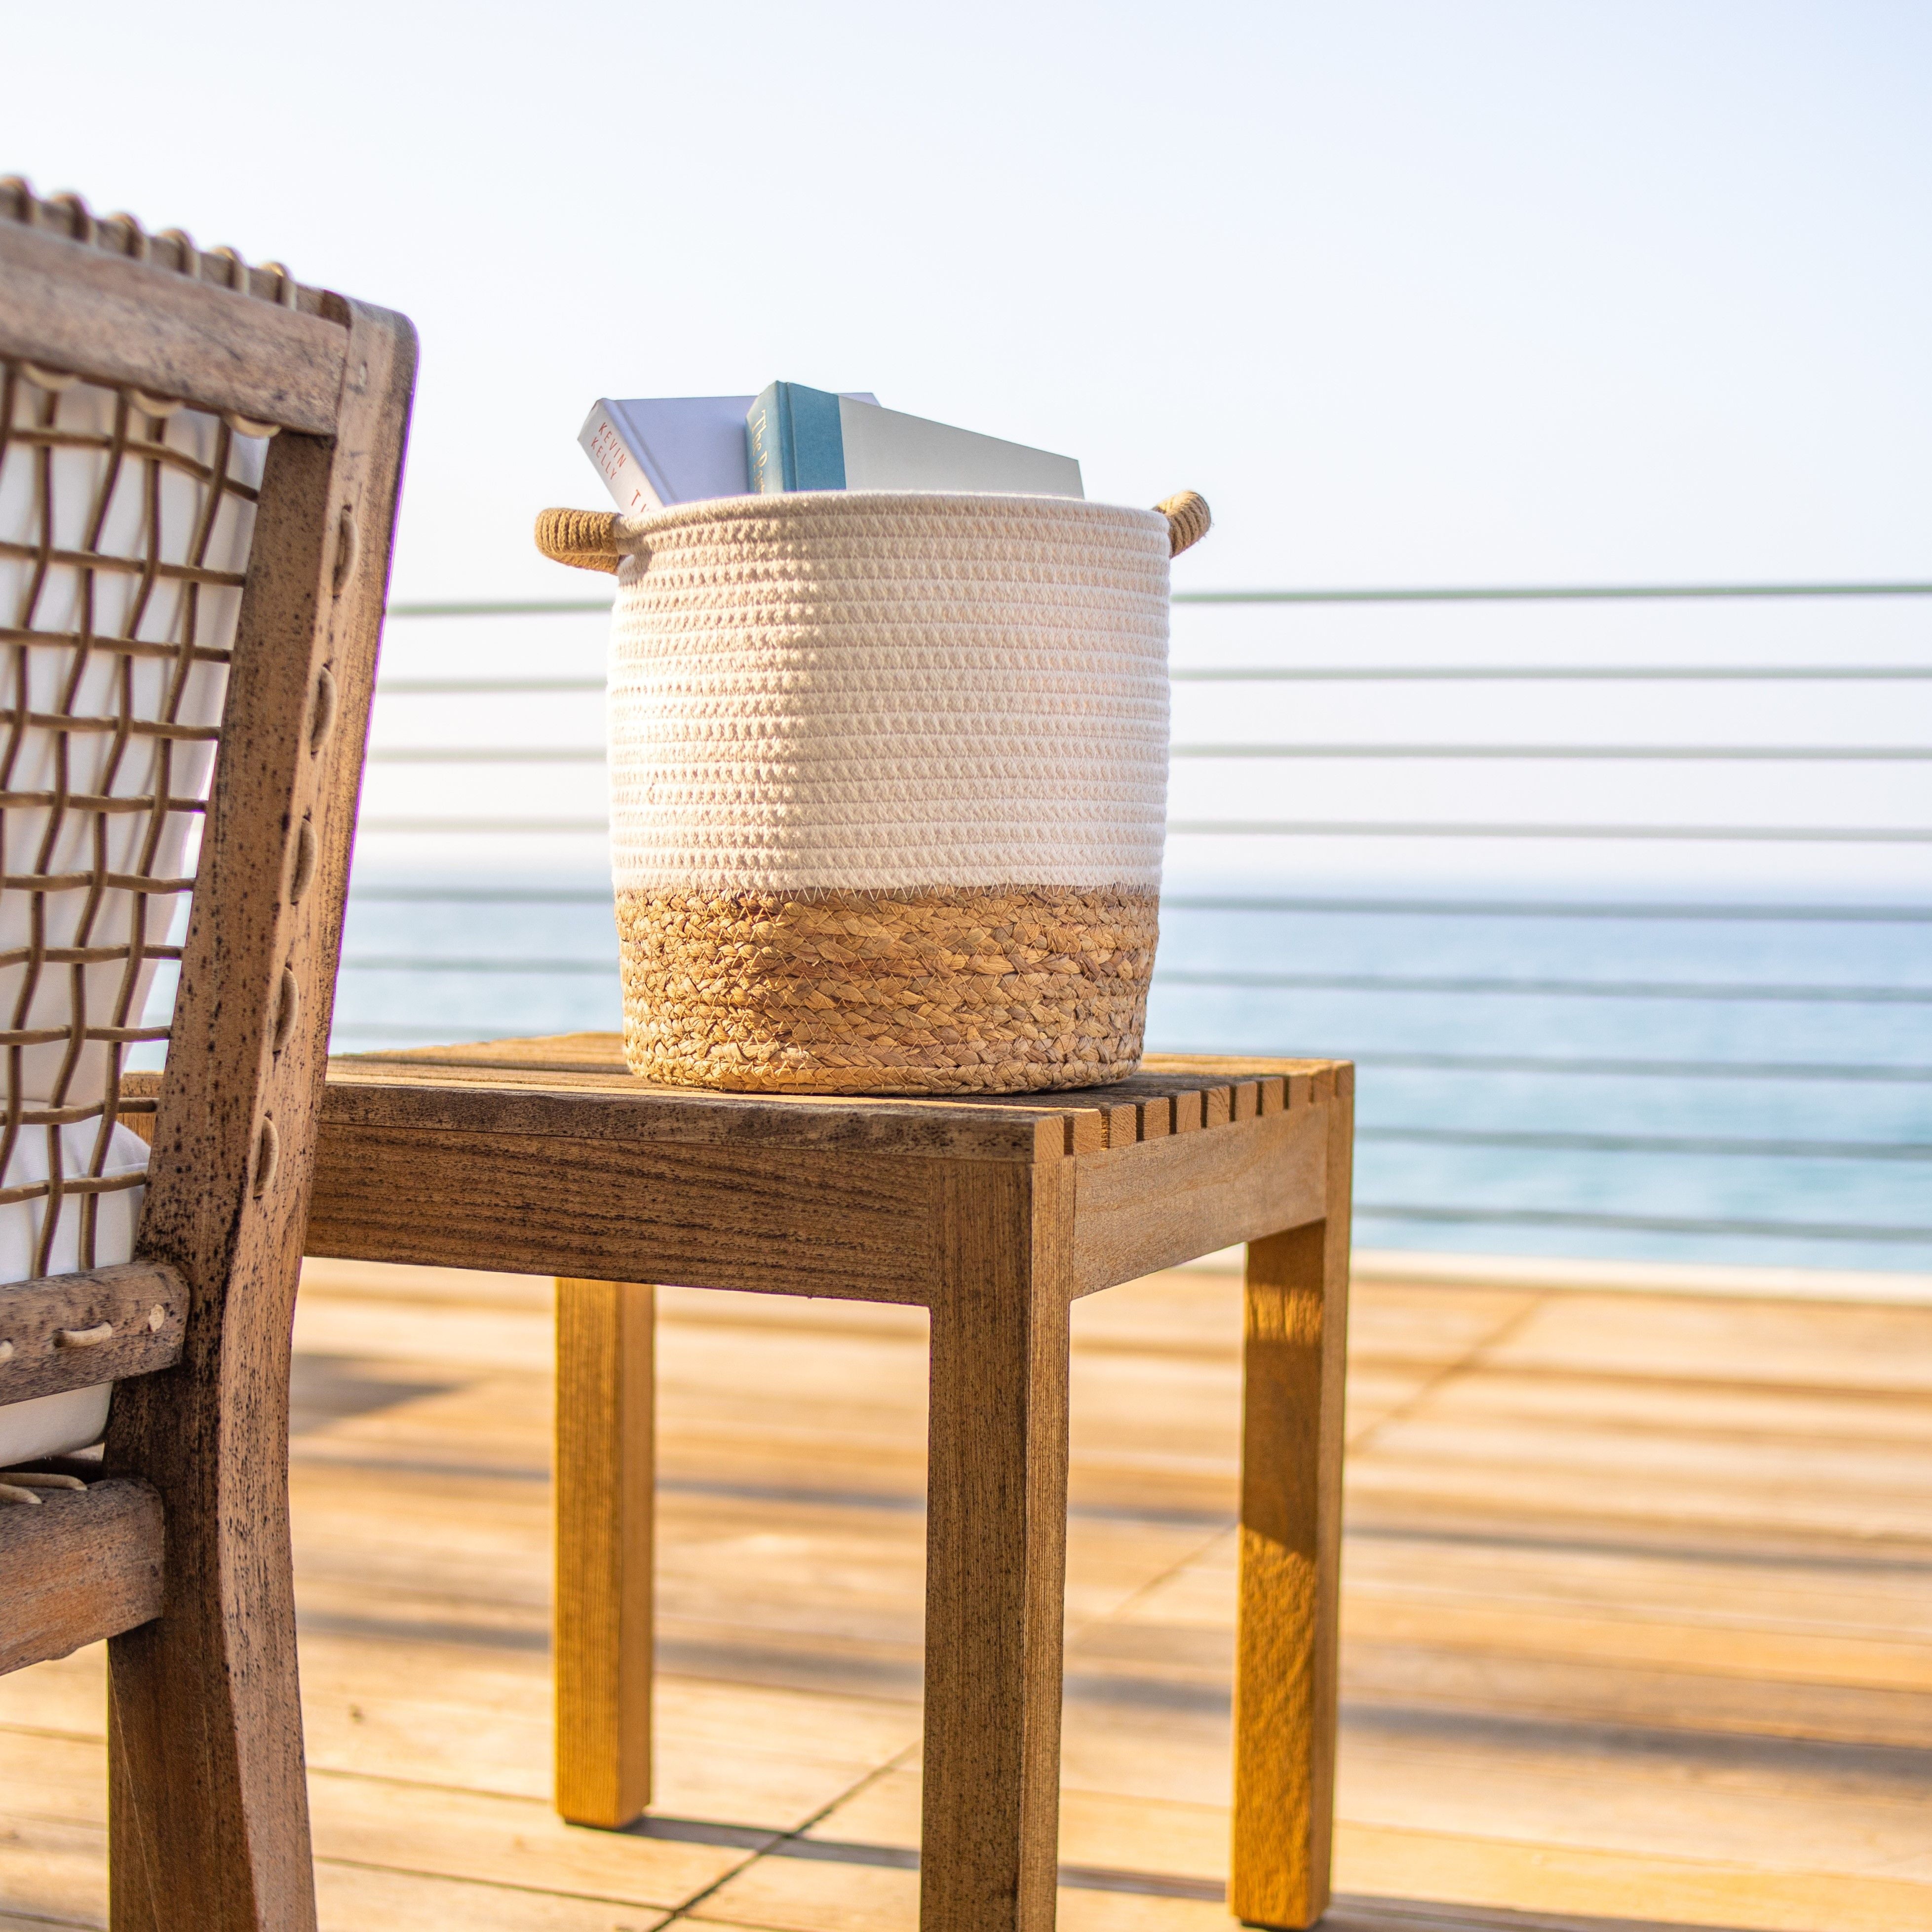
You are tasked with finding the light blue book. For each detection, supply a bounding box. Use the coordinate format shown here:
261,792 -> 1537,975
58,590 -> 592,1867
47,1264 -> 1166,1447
746,384 -> 1083,498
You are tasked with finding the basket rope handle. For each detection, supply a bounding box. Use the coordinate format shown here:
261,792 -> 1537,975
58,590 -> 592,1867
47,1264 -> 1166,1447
533,506 -> 624,575
534,491 -> 1211,575
1153,492 -> 1211,558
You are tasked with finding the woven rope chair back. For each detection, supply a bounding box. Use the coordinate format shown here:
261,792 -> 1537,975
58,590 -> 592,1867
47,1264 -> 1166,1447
0,193 -> 285,1465
0,309 -> 260,1266
0,180 -> 412,1468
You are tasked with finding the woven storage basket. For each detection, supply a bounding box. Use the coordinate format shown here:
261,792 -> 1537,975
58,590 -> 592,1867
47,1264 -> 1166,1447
536,487 -> 1209,1094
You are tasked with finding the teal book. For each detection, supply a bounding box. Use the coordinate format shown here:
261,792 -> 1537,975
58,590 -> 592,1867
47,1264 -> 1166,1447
746,382 -> 1083,498
746,383 -> 847,493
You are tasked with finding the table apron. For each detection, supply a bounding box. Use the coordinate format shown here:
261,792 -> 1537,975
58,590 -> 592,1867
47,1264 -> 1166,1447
303,1103 -> 1335,1306
1072,1103 -> 1330,1295
302,1122 -> 941,1302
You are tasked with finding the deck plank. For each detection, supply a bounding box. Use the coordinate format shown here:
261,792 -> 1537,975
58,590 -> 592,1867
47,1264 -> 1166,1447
1,1260 -> 1929,1930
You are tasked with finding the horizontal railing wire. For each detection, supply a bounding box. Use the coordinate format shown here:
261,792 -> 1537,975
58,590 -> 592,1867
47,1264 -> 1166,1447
385,580 -> 1932,620
363,742 -> 1932,762
1168,664 -> 1932,682
1159,892 -> 1932,923
1166,820 -> 1932,843
360,817 -> 611,834
1169,744 -> 1932,760
387,597 -> 612,618
369,747 -> 607,764
354,815 -> 1932,843
350,884 -> 617,903
380,676 -> 604,695
1354,1204 -> 1932,1242
1172,581 -> 1932,605
1307,1048 -> 1932,1083
1155,967 -> 1932,1004
371,668 -> 1932,696
347,883 -> 1932,923
346,954 -> 611,975
1358,1126 -> 1932,1161
340,952 -> 1932,1006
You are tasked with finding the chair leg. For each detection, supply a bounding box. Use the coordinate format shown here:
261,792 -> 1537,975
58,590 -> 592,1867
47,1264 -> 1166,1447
921,1159 -> 1073,1932
1229,1119 -> 1353,1927
105,1392 -> 317,1931
554,1277 -> 656,1827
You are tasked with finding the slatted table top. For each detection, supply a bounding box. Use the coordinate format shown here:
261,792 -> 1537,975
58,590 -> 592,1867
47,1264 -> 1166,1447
309,1036 -> 1353,1298
323,1034 -> 1353,1162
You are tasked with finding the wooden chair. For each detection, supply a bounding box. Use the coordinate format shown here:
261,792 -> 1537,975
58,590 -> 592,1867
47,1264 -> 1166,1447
0,182 -> 414,1932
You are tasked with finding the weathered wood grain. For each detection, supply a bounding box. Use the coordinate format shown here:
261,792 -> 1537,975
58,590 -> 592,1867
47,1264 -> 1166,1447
324,1056 -> 1075,1162
346,1033 -> 631,1075
103,295 -> 416,1932
922,1157 -> 1073,1932
1144,1053 -> 1348,1084
4,184 -> 335,312
0,222 -> 346,434
1231,1066 -> 1354,1928
0,1478 -> 162,1673
1072,1103 -> 1329,1295
305,1123 -> 944,1303
325,1040 -> 1344,1160
0,1262 -> 185,1402
553,1278 -> 655,1827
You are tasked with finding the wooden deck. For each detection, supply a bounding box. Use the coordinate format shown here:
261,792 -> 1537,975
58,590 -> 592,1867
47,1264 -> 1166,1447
3,1259 -> 1930,1931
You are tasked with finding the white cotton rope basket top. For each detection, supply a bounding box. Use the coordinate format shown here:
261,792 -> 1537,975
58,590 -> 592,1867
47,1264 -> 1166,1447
536,486 -> 1211,1095
607,491 -> 1173,894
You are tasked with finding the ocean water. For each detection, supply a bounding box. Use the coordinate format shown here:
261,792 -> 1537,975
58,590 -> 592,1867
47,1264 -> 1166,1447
331,868 -> 1932,1276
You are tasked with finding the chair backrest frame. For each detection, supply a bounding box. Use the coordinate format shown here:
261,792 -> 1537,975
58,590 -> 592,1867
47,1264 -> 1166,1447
0,184 -> 415,1932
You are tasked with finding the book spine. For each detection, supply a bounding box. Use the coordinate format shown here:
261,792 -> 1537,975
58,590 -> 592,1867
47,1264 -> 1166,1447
746,383 -> 847,493
746,384 -> 787,494
580,401 -> 663,515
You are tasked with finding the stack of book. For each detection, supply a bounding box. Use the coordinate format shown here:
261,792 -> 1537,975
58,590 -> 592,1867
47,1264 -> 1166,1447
581,383 -> 1082,514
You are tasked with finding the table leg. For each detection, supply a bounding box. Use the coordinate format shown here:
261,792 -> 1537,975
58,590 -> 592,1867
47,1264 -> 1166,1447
1230,1086 -> 1353,1927
554,1277 -> 656,1827
922,1160 -> 1073,1932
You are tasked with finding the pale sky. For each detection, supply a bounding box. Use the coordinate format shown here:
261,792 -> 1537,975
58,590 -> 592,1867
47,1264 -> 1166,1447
8,1 -> 1929,600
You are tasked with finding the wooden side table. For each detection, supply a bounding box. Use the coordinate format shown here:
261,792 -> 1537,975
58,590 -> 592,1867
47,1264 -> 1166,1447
301,1037 -> 1354,1932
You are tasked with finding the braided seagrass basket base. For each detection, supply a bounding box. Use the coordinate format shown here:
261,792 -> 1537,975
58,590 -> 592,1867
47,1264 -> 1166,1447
616,884 -> 1158,1093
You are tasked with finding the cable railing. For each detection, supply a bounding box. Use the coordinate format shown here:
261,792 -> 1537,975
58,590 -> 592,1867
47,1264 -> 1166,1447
346,577 -> 1932,1266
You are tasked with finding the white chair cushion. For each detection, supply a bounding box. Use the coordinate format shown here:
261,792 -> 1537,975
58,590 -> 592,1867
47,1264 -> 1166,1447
0,1119 -> 148,1464
0,371 -> 262,1465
